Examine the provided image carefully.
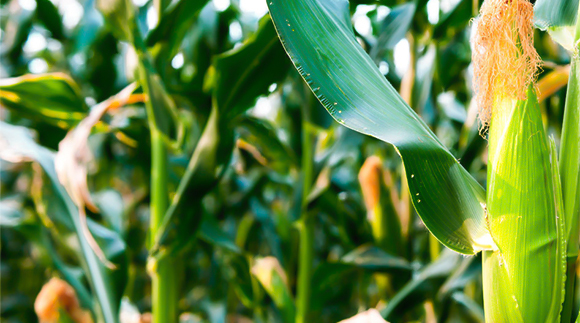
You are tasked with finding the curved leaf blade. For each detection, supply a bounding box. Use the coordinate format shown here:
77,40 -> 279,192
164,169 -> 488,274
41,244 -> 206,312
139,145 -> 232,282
212,16 -> 290,118
534,0 -> 578,29
0,73 -> 87,129
534,0 -> 579,50
340,245 -> 411,273
0,122 -> 126,323
267,0 -> 490,254
559,36 -> 580,323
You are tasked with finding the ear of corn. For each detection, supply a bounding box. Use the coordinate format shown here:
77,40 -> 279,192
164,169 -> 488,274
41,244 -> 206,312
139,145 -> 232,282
484,88 -> 566,323
359,156 -> 403,257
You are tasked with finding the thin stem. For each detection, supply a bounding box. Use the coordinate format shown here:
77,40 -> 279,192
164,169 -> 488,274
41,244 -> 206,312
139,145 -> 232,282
149,128 -> 178,323
296,85 -> 315,323
296,221 -> 314,323
429,234 -> 440,261
141,0 -> 180,316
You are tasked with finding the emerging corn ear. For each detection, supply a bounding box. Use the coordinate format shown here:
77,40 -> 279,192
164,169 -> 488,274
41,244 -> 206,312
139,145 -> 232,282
472,0 -> 541,131
472,1 -> 566,322
358,156 -> 403,256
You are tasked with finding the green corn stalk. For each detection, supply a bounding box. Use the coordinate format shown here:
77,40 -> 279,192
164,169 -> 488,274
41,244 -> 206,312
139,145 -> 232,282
267,0 -> 580,321
97,0 -> 183,320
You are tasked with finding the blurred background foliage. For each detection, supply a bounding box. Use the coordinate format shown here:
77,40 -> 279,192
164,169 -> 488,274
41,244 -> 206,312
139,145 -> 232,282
0,0 -> 574,322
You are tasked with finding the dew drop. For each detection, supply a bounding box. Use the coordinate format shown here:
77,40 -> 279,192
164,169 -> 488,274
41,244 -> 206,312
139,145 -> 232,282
411,174 -> 415,178
418,199 -> 421,203
334,102 -> 337,105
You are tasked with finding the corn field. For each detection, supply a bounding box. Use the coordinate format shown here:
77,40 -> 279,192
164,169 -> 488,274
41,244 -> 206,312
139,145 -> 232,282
0,0 -> 579,322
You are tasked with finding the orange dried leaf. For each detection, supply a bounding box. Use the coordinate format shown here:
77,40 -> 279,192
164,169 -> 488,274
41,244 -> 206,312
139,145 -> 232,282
35,278 -> 93,323
358,156 -> 383,217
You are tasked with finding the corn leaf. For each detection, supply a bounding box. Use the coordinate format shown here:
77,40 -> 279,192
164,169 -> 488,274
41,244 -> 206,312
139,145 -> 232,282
450,292 -> 485,323
145,0 -> 209,50
0,122 -> 126,323
0,200 -> 93,309
561,38 -> 580,271
381,250 -> 461,320
433,0 -> 474,39
368,2 -> 416,61
339,245 -> 411,273
96,0 -> 133,41
535,0 -> 578,28
35,0 -> 65,41
559,40 -> 580,323
252,257 -> 295,323
534,0 -> 579,51
211,16 -> 290,119
236,116 -> 297,173
484,90 -> 566,323
150,17 -> 290,256
0,73 -> 87,129
267,0 -> 490,255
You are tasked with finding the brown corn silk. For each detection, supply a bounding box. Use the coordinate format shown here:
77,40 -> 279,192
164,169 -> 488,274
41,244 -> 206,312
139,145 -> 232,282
471,0 -> 541,130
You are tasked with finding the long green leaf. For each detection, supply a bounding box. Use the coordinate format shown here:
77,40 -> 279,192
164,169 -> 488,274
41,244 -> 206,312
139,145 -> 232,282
559,16 -> 580,323
251,257 -> 296,323
450,292 -> 485,323
0,122 -> 125,323
0,73 -> 87,129
534,0 -> 579,51
368,2 -> 416,61
151,17 -> 289,256
236,116 -> 297,173
96,0 -> 133,41
381,250 -> 461,320
339,245 -> 411,273
146,0 -> 209,50
535,0 -> 578,29
0,200 -> 93,309
267,0 -> 491,254
211,16 -> 290,119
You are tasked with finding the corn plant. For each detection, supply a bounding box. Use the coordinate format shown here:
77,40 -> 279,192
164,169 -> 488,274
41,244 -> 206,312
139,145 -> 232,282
1,1 -> 289,322
267,0 -> 580,322
1,0 -> 578,321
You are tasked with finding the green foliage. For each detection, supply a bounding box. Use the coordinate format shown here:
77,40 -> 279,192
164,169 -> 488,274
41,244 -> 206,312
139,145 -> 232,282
0,0 -> 578,323
0,74 -> 87,129
267,0 -> 489,255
